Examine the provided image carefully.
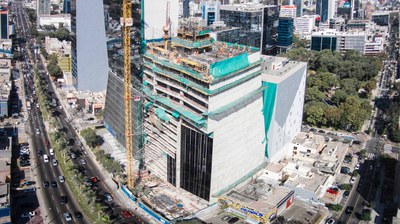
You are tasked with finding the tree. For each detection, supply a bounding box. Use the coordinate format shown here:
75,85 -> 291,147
304,101 -> 327,126
81,128 -> 99,148
47,62 -> 63,79
326,203 -> 343,212
363,80 -> 377,93
331,90 -> 348,105
325,107 -> 342,127
305,86 -> 325,102
360,209 -> 372,221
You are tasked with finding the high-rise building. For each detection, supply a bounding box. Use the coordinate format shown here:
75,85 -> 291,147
0,7 -> 8,39
220,3 -> 279,55
371,12 -> 390,26
144,0 -> 179,41
74,0 -> 108,91
277,17 -> 294,53
316,0 -> 335,22
37,0 -> 50,15
280,5 -> 297,18
200,0 -> 220,26
183,0 -> 190,17
293,0 -> 303,17
261,56 -> 307,162
63,0 -> 71,14
295,15 -> 317,34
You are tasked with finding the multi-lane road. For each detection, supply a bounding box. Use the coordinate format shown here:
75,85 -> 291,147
13,1 -> 143,223
12,1 -> 87,223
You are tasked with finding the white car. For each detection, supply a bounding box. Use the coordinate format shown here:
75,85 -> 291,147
325,218 -> 335,224
36,129 -> 40,135
52,159 -> 58,167
49,148 -> 54,156
59,175 -> 65,183
355,163 -> 360,170
63,212 -> 72,222
350,177 -> 356,184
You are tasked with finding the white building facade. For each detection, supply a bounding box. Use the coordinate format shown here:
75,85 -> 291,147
295,15 -> 316,34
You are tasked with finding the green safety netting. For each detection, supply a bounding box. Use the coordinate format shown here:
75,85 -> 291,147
262,82 -> 277,158
172,111 -> 180,119
210,53 -> 250,78
155,108 -> 170,123
171,37 -> 214,49
144,101 -> 153,110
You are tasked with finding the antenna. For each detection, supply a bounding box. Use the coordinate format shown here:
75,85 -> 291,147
163,0 -> 170,50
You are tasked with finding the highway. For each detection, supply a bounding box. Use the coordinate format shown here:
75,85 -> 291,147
14,1 -> 143,223
12,0 -> 88,223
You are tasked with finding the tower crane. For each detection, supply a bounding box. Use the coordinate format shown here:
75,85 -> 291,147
122,0 -> 134,190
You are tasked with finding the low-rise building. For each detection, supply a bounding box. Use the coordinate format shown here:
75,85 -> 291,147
38,14 -> 71,31
0,59 -> 11,117
44,36 -> 72,72
280,5 -> 297,18
291,132 -> 326,156
0,39 -> 12,58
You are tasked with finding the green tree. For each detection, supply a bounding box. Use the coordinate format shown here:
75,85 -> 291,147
331,89 -> 348,105
304,101 -> 327,126
363,80 -> 377,93
326,203 -> 343,212
80,128 -> 99,148
360,210 -> 372,221
47,62 -> 63,79
325,107 -> 342,127
305,86 -> 325,102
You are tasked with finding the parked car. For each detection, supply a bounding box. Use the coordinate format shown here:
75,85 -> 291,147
327,188 -> 339,195
121,210 -> 132,218
52,159 -> 58,167
74,211 -> 83,220
343,190 -> 350,198
340,167 -> 351,174
325,218 -> 335,224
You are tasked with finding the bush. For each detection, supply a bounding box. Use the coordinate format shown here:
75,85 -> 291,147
326,203 -> 343,212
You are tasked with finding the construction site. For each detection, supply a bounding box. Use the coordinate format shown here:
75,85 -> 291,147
102,1 -> 307,222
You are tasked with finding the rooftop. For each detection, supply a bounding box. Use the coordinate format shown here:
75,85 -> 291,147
145,18 -> 259,84
220,2 -> 277,12
261,56 -> 307,83
292,132 -> 326,151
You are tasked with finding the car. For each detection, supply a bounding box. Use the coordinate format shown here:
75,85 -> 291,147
327,188 -> 339,195
23,187 -> 36,193
345,206 -> 354,214
74,211 -> 83,220
340,167 -> 351,174
43,181 -> 49,189
51,181 -> 57,188
49,148 -> 54,156
36,129 -> 40,135
228,217 -> 239,224
43,154 -> 49,163
63,212 -> 72,222
310,128 -> 317,132
21,211 -> 36,218
355,163 -> 360,170
221,216 -> 231,221
318,130 -> 326,134
343,190 -> 350,198
91,176 -> 99,183
61,195 -> 68,204
52,159 -> 58,166
59,175 -> 65,183
121,210 -> 132,218
37,150 -> 42,157
104,193 -> 113,202
79,159 -> 86,165
326,218 -> 335,224
69,152 -> 77,159
350,177 -> 356,184
353,140 -> 362,145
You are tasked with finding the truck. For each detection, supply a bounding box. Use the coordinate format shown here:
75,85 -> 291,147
26,101 -> 31,110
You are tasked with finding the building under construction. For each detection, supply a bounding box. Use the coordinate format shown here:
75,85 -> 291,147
141,18 -> 266,202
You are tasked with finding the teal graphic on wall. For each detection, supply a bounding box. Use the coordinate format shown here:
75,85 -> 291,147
262,82 -> 277,158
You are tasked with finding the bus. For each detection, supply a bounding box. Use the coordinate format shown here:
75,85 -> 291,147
26,101 -> 31,110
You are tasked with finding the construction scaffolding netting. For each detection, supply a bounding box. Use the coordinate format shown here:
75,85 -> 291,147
262,82 -> 277,158
142,86 -> 206,126
155,108 -> 170,123
171,37 -> 214,49
210,53 -> 250,78
144,62 -> 262,98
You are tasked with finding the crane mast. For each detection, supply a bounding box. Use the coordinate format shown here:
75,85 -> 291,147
122,0 -> 134,190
